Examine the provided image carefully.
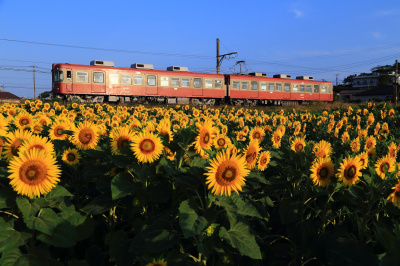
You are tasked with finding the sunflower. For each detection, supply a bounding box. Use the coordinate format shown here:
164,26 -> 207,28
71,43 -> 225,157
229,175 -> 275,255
387,180 -> 400,207
350,137 -> 360,152
258,151 -> 271,171
358,151 -> 369,169
8,148 -> 61,198
249,126 -> 265,143
213,134 -> 231,150
310,157 -> 335,187
72,121 -> 99,150
61,148 -> 81,165
244,140 -> 260,169
2,129 -> 33,161
364,136 -> 376,150
19,135 -> 55,156
313,140 -> 332,159
236,131 -> 247,142
157,119 -> 174,143
146,259 -> 167,266
271,130 -> 283,149
375,155 -> 396,179
290,137 -> 306,153
110,127 -> 136,155
192,119 -> 217,158
387,142 -> 398,159
49,121 -> 73,141
337,156 -> 363,187
14,112 -> 34,129
205,150 -> 250,196
131,131 -> 163,163
341,131 -> 350,144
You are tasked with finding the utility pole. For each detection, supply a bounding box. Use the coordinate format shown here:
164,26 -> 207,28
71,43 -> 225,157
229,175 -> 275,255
216,38 -> 238,74
336,74 -> 339,86
31,66 -> 36,99
395,60 -> 398,105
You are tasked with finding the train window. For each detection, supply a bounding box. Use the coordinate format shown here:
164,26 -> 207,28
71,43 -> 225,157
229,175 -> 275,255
54,70 -> 64,82
194,78 -> 202,88
292,84 -> 299,92
284,83 -> 290,92
171,78 -> 180,87
205,79 -> 213,88
260,82 -> 267,91
314,85 -> 319,93
251,81 -> 258,90
160,77 -> 170,86
67,71 -> 71,80
306,85 -> 312,92
121,74 -> 132,85
182,78 -> 190,87
300,85 -> 305,92
215,80 -> 222,88
134,75 -> 143,85
148,75 -> 156,86
93,72 -> 104,83
276,84 -> 282,91
109,74 -> 119,85
241,82 -> 248,90
328,86 -> 331,93
269,83 -> 275,91
233,81 -> 240,89
321,86 -> 327,93
77,72 -> 88,83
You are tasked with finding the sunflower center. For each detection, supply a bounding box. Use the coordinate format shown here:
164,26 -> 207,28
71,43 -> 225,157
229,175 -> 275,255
78,128 -> 94,145
346,165 -> 357,179
246,151 -> 257,164
20,118 -> 29,125
319,167 -> 329,179
55,126 -> 65,137
380,162 -> 390,173
216,163 -> 238,185
117,137 -> 130,149
203,133 -> 210,144
140,139 -> 155,154
67,153 -> 76,161
217,138 -> 225,146
254,132 -> 260,139
29,144 -> 45,152
19,160 -> 47,185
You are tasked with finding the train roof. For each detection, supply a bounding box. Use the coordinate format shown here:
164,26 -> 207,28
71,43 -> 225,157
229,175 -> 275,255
52,63 -> 225,78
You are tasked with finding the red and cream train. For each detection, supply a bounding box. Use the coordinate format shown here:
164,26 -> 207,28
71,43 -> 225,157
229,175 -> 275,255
52,60 -> 333,105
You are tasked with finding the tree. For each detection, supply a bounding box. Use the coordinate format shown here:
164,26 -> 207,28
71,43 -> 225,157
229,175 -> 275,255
342,74 -> 357,86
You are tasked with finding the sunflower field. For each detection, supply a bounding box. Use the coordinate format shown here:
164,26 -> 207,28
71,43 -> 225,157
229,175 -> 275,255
1,100 -> 400,265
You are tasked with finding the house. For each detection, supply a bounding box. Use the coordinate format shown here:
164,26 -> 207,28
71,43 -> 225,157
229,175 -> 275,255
352,85 -> 394,101
353,72 -> 395,88
0,91 -> 21,104
338,90 -> 364,101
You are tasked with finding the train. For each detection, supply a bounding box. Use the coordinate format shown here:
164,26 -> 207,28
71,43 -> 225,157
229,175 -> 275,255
51,60 -> 333,106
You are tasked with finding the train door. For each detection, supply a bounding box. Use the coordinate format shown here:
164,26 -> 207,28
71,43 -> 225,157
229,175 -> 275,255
283,83 -> 291,99
314,85 -> 320,100
92,71 -> 106,93
250,81 -> 259,98
65,69 -> 73,92
146,74 -> 158,95
193,78 -> 203,96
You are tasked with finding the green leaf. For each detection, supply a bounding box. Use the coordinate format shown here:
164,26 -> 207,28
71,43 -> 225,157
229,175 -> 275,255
111,172 -> 139,200
44,185 -> 73,201
0,248 -> 41,266
214,194 -> 262,218
16,197 -> 40,218
37,221 -> 76,248
178,200 -> 208,238
0,218 -> 32,253
82,195 -> 115,215
219,222 -> 262,259
25,208 -> 60,235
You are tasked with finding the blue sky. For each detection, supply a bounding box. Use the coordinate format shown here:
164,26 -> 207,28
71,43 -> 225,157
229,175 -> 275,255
1,0 -> 400,98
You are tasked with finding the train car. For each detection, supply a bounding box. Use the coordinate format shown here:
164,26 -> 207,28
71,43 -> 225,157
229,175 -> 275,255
227,73 -> 333,106
52,60 -> 333,105
52,61 -> 225,104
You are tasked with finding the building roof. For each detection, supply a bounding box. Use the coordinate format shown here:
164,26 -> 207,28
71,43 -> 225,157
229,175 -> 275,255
0,92 -> 21,100
353,85 -> 393,97
339,90 -> 364,95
